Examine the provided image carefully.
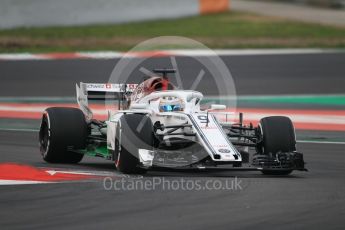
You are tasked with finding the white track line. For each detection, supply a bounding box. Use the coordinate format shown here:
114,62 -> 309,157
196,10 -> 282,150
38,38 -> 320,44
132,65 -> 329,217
0,49 -> 344,61
0,53 -> 50,61
45,169 -> 122,177
77,51 -> 123,59
0,128 -> 38,132
172,49 -> 343,56
0,180 -> 53,185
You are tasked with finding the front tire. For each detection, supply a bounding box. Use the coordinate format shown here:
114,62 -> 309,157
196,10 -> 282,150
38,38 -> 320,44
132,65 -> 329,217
258,116 -> 296,175
39,107 -> 88,163
115,114 -> 154,174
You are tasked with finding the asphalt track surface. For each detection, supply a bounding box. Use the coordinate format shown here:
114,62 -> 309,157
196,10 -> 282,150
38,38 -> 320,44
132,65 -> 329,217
1,53 -> 345,96
0,53 -> 345,229
0,130 -> 344,230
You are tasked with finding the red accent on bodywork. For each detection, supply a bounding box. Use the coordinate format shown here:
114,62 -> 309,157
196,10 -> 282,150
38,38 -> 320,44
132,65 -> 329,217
161,78 -> 169,91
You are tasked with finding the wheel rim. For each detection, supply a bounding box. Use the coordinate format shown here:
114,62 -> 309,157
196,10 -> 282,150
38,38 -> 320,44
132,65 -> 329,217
39,118 -> 50,156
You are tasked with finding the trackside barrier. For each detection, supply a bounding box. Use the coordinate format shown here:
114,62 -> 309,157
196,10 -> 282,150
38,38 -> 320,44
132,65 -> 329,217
200,0 -> 230,14
0,0 -> 230,29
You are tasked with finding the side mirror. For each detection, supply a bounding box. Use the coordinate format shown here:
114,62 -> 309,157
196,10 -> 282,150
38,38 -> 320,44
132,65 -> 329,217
210,104 -> 226,110
130,103 -> 148,110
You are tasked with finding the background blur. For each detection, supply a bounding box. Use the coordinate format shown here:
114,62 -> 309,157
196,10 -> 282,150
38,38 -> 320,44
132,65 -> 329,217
0,0 -> 344,52
0,1 -> 344,230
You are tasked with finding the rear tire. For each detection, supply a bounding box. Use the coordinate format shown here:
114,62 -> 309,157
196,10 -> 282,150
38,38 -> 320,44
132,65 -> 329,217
258,116 -> 296,175
115,114 -> 154,174
39,107 -> 88,163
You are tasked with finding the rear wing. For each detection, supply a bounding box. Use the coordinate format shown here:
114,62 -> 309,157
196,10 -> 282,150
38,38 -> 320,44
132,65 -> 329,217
76,82 -> 137,120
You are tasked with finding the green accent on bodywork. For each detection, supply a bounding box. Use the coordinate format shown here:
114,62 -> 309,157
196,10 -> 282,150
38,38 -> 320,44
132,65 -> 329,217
80,145 -> 111,159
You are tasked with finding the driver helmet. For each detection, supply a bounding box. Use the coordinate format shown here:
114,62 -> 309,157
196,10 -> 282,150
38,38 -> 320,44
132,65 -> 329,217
159,97 -> 184,112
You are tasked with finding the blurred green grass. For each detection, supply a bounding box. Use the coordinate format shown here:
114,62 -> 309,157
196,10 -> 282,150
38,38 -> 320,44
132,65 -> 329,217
0,11 -> 344,53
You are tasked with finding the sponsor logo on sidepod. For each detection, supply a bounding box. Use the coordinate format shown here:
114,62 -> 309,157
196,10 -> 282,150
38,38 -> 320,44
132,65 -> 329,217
88,84 -> 104,89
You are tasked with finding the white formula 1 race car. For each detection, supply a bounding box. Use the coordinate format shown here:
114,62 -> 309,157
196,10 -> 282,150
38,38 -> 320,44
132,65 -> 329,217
39,69 -> 306,175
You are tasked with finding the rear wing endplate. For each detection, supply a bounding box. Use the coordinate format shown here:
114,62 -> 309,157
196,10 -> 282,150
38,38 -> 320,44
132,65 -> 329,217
76,82 -> 137,120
